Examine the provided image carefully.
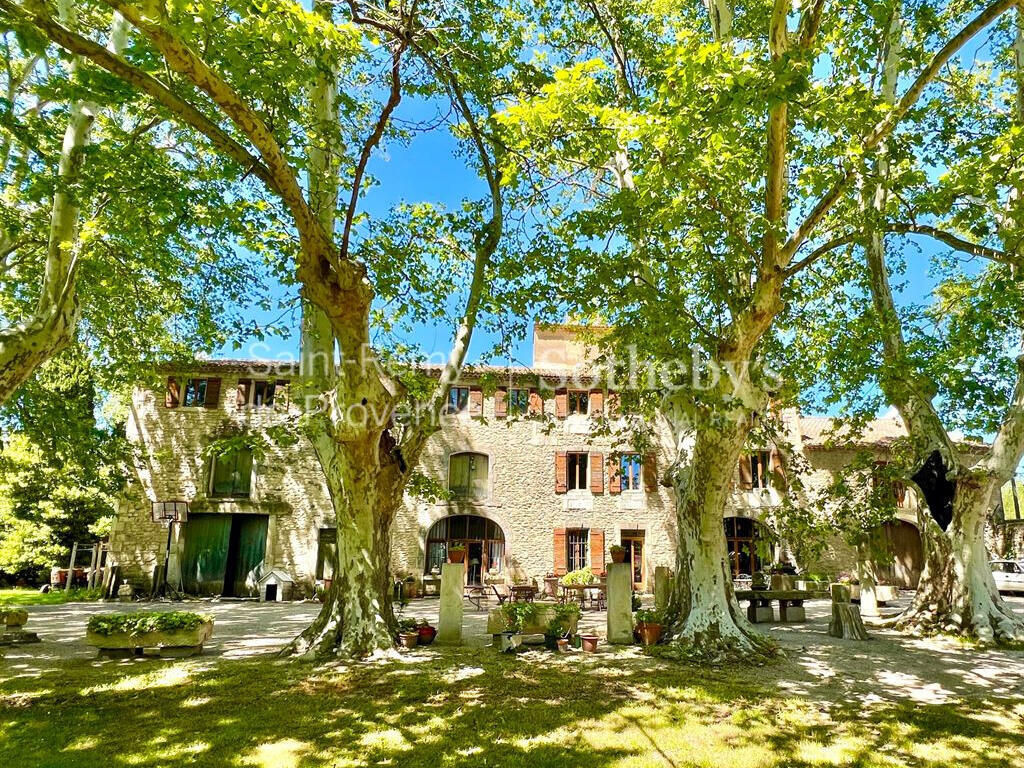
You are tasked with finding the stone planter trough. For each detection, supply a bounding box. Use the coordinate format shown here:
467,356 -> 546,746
86,620 -> 214,658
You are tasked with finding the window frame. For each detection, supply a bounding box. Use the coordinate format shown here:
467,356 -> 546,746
507,387 -> 531,416
447,451 -> 490,501
566,528 -> 589,572
209,448 -> 254,498
567,452 -> 589,491
750,450 -> 771,490
182,378 -> 209,408
445,386 -> 471,415
567,390 -> 589,416
620,454 -> 643,492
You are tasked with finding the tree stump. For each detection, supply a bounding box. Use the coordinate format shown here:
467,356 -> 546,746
829,602 -> 869,640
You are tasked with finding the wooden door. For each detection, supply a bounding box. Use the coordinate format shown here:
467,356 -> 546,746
621,535 -> 646,590
181,514 -> 232,596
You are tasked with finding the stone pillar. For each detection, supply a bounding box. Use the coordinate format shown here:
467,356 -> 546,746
654,566 -> 671,612
606,562 -> 633,644
436,563 -> 464,645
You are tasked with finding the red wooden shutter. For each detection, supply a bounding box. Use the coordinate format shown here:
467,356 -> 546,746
555,451 -> 568,494
589,452 -> 604,494
608,456 -> 621,495
590,529 -> 605,575
494,388 -> 507,419
643,454 -> 658,492
469,388 -> 483,416
589,390 -> 604,416
769,449 -> 787,490
553,528 -> 568,576
165,377 -> 180,408
203,377 -> 222,409
236,379 -> 252,408
555,389 -> 568,419
738,454 -> 753,490
528,389 -> 543,416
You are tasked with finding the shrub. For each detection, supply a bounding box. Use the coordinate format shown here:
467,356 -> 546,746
397,618 -> 418,633
634,608 -> 664,625
86,611 -> 211,636
500,601 -> 540,633
545,602 -> 581,636
560,566 -> 595,586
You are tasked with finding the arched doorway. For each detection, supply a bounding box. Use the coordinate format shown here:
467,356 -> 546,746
425,515 -> 505,585
877,520 -> 923,588
723,516 -> 768,579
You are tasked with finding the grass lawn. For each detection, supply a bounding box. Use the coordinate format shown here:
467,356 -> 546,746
1,647 -> 1021,768
0,587 -> 103,606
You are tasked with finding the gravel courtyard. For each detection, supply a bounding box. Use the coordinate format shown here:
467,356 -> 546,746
4,594 -> 1024,706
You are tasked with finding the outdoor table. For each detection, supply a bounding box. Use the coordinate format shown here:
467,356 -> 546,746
734,589 -> 827,623
560,583 -> 606,610
510,585 -> 537,602
464,585 -> 487,610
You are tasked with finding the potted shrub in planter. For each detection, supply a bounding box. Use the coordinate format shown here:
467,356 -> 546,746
448,544 -> 467,564
86,612 -> 214,657
397,618 -> 420,649
609,545 -> 626,564
543,603 -> 581,651
751,571 -> 769,591
416,618 -> 437,646
634,608 -> 664,646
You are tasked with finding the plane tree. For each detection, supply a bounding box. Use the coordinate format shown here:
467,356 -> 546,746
499,0 -> 1018,658
3,0 -> 529,658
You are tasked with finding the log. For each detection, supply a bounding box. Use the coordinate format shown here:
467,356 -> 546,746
829,602 -> 869,640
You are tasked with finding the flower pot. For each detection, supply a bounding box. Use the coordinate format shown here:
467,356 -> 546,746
610,549 -> 626,564
556,638 -> 570,653
402,580 -> 418,599
498,632 -> 522,653
398,632 -> 419,649
635,622 -> 663,646
580,635 -> 600,653
417,625 -> 437,645
449,549 -> 466,564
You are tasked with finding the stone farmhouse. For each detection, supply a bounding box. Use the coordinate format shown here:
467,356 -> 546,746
109,324 -> 1016,599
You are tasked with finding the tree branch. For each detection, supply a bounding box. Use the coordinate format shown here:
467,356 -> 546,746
782,0 -> 1018,263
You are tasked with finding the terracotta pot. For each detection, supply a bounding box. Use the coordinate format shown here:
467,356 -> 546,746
636,622 -> 663,646
580,635 -> 600,653
556,638 -> 571,653
417,625 -> 437,645
610,549 -> 626,564
449,549 -> 466,564
398,632 -> 419,649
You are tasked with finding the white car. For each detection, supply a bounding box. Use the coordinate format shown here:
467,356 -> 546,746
990,560 -> 1024,594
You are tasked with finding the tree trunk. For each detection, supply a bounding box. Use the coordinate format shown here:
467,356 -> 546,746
666,416 -> 777,660
895,476 -> 1024,642
283,432 -> 400,659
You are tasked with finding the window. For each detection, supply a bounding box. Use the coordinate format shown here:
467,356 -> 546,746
620,454 -> 642,491
508,388 -> 530,415
749,451 -> 771,490
445,387 -> 470,414
251,380 -> 276,408
316,528 -> 337,580
724,517 -> 765,578
567,528 -> 589,572
210,448 -> 254,498
568,390 -> 589,415
448,452 -> 489,500
183,378 -> 209,407
567,452 -> 588,491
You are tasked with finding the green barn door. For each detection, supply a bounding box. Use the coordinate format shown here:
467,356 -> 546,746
181,514 -> 232,595
223,515 -> 269,597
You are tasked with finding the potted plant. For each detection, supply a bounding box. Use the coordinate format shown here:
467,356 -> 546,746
416,618 -> 437,646
634,608 -> 664,646
609,545 -> 627,564
543,602 -> 581,651
497,602 -> 537,652
580,634 -> 600,653
751,571 -> 769,591
449,544 -> 467,564
402,574 -> 418,600
397,618 -> 419,649
85,611 -> 214,657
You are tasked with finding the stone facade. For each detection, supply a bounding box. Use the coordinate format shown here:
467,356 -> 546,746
108,326 -> 1016,597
